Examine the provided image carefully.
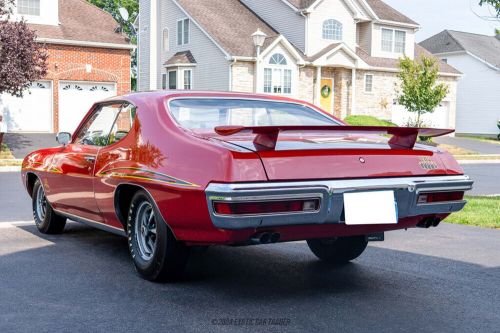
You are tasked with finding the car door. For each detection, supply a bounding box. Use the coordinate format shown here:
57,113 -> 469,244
47,103 -> 123,222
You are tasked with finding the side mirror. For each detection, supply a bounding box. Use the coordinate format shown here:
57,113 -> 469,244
56,132 -> 72,146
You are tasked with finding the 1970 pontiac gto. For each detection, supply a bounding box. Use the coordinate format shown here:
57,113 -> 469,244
22,91 -> 473,281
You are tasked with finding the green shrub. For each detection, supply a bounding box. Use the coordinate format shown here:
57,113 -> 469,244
343,115 -> 396,127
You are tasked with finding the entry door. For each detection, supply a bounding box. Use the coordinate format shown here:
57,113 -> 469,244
320,79 -> 334,114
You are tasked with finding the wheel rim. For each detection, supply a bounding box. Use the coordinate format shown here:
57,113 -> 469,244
134,201 -> 157,261
35,185 -> 48,222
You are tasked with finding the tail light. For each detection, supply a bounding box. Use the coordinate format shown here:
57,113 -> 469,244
417,191 -> 464,204
213,198 -> 320,216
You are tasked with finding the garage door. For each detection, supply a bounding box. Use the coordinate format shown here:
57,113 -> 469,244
0,81 -> 52,132
58,82 -> 116,133
391,102 -> 450,128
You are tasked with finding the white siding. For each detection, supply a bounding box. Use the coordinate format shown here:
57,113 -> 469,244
443,54 -> 500,135
371,24 -> 415,60
357,22 -> 372,53
307,0 -> 357,55
157,0 -> 230,91
137,0 -> 151,91
11,0 -> 58,26
240,0 -> 306,52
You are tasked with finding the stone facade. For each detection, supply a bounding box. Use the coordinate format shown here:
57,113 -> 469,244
231,61 -> 254,93
44,44 -> 131,132
297,66 -> 315,103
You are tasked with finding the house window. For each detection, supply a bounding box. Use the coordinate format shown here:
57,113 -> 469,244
365,75 -> 373,92
177,18 -> 190,45
168,70 -> 177,89
162,73 -> 167,90
162,28 -> 169,52
322,19 -> 343,41
381,28 -> 393,52
441,58 -> 448,63
17,0 -> 40,16
263,53 -> 293,95
381,28 -> 406,54
395,30 -> 406,53
183,69 -> 192,90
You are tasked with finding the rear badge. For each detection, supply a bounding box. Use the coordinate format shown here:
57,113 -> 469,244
419,157 -> 438,170
359,157 -> 366,164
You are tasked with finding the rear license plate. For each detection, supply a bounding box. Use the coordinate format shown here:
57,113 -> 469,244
344,191 -> 398,225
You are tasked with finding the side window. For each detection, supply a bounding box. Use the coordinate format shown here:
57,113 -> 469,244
75,104 -> 122,146
108,104 -> 137,145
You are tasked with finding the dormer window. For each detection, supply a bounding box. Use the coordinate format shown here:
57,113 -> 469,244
381,28 -> 406,53
177,18 -> 190,46
17,0 -> 40,16
322,19 -> 342,41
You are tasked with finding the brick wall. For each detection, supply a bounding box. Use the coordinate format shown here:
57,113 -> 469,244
43,44 -> 131,132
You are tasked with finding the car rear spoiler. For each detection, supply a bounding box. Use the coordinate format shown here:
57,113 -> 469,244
214,125 -> 455,150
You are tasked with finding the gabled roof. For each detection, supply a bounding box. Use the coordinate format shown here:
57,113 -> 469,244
356,44 -> 461,75
285,0 -> 418,25
165,51 -> 197,66
420,30 -> 500,70
175,0 -> 278,57
29,0 -> 131,48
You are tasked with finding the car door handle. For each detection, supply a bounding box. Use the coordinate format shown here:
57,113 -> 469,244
84,156 -> 96,163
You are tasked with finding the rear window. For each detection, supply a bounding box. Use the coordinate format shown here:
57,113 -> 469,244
167,98 -> 339,130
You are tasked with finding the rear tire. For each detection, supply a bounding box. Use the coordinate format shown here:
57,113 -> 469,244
307,236 -> 368,264
32,179 -> 66,234
127,191 -> 190,282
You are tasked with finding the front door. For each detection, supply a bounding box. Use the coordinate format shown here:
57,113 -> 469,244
320,79 -> 333,114
47,103 -> 123,222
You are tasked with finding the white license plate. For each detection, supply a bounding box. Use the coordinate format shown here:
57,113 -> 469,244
344,191 -> 398,225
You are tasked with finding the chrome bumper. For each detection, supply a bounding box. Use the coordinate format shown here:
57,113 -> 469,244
205,175 -> 473,230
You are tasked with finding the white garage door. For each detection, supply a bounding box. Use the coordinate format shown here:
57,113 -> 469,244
58,82 -> 116,134
391,102 -> 450,129
0,81 -> 53,132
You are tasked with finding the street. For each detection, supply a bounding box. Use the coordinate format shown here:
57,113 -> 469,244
0,167 -> 499,332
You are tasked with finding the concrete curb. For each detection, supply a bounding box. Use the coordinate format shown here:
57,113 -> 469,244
0,166 -> 21,172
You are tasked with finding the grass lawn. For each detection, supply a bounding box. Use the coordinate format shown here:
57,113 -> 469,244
445,196 -> 500,229
0,143 -> 15,159
343,115 -> 396,127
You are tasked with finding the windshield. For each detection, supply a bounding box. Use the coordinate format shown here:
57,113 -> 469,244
167,98 -> 339,130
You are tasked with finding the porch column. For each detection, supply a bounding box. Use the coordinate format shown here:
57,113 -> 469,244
315,66 -> 322,106
350,68 -> 356,117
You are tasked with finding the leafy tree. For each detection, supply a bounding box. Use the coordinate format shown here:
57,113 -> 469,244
479,0 -> 500,17
397,55 -> 449,127
87,0 -> 138,89
0,0 -> 48,97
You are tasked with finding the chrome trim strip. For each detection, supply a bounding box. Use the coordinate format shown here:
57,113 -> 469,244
205,175 -> 473,230
54,210 -> 127,237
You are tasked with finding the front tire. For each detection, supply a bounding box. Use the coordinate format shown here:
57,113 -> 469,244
307,236 -> 368,264
32,179 -> 66,234
127,191 -> 190,281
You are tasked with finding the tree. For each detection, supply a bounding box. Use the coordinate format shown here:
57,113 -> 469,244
0,0 -> 48,97
87,0 -> 138,89
397,55 -> 449,127
479,0 -> 500,18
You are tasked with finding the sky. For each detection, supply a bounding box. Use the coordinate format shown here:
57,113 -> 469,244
382,0 -> 499,41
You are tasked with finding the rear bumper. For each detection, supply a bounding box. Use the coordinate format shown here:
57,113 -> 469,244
205,175 -> 473,230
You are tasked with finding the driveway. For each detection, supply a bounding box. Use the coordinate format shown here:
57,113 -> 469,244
434,136 -> 500,155
3,133 -> 56,159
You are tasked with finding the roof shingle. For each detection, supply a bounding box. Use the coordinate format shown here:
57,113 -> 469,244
29,0 -> 130,47
165,51 -> 197,65
364,0 -> 418,25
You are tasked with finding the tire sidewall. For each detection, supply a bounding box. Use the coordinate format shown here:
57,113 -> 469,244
32,180 -> 51,233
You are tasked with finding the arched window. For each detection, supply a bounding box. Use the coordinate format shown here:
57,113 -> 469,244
162,28 -> 169,52
322,19 -> 342,40
264,53 -> 292,95
269,53 -> 287,65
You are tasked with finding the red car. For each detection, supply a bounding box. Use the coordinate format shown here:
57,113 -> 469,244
22,91 -> 473,281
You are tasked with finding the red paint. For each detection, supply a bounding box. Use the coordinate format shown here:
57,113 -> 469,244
21,91 -> 465,245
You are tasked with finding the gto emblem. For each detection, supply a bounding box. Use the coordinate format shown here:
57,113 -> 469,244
359,157 -> 366,164
419,157 -> 438,170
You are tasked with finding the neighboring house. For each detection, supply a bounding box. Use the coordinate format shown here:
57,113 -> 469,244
420,30 -> 500,136
0,0 -> 134,134
137,0 -> 460,128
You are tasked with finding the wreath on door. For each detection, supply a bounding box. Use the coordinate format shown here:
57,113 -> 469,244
321,85 -> 331,98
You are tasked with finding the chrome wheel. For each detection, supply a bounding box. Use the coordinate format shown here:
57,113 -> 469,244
35,185 -> 48,223
134,201 -> 157,261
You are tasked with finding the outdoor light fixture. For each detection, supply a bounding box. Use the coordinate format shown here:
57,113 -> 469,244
252,28 -> 267,57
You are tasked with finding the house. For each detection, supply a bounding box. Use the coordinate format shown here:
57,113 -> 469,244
420,30 -> 500,136
137,0 -> 460,128
0,0 -> 134,134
